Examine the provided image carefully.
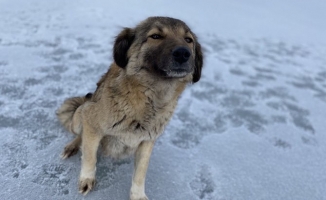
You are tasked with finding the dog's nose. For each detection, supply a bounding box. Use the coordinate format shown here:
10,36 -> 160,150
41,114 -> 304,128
172,47 -> 191,64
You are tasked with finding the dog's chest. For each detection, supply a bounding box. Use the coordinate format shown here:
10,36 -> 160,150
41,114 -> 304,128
109,96 -> 176,143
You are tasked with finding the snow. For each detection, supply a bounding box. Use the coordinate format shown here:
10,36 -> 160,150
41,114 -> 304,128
1,0 -> 326,199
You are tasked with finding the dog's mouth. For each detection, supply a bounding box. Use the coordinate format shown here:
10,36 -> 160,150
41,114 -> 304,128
165,69 -> 189,78
153,62 -> 192,78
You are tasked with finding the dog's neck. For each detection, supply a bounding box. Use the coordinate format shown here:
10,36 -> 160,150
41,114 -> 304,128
129,70 -> 188,104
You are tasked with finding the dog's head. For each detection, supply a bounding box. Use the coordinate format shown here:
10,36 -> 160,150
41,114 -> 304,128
113,17 -> 203,83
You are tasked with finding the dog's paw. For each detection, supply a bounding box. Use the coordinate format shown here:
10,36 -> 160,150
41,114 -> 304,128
61,144 -> 79,159
130,193 -> 149,200
130,196 -> 149,200
79,177 -> 95,195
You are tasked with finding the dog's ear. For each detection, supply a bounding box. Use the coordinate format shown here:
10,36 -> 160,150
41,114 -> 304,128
113,28 -> 135,68
192,40 -> 203,83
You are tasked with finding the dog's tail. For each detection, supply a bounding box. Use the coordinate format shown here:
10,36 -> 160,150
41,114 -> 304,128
56,93 -> 93,134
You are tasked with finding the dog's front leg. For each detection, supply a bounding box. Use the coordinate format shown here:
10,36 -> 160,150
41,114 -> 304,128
78,123 -> 102,195
130,140 -> 155,200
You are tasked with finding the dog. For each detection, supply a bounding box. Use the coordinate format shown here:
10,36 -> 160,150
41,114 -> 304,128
56,16 -> 203,200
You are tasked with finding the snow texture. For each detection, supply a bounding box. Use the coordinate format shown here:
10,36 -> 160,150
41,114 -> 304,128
0,0 -> 326,199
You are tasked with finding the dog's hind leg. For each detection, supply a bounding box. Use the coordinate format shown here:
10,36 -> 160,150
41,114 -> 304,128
61,135 -> 82,159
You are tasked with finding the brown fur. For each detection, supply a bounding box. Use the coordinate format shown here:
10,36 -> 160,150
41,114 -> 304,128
56,16 -> 203,200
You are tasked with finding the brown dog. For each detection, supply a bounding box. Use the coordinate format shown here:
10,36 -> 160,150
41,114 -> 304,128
56,16 -> 203,200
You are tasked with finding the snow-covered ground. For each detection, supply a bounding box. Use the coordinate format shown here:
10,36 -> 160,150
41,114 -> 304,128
1,0 -> 326,199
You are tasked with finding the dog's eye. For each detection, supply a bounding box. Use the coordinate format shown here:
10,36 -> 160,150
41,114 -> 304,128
150,34 -> 163,39
185,37 -> 193,43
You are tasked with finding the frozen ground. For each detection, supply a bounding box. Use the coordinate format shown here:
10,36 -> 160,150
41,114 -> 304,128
0,0 -> 326,200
